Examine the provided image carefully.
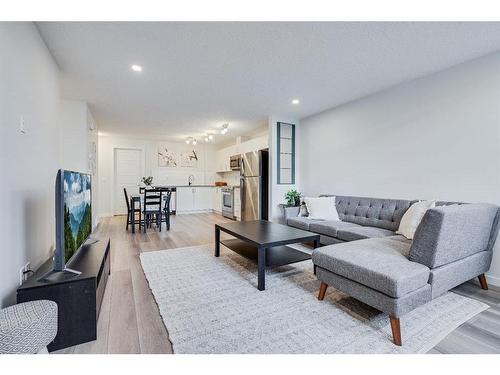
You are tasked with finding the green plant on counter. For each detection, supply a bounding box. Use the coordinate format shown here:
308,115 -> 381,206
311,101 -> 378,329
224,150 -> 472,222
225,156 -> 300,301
285,189 -> 302,207
142,176 -> 153,186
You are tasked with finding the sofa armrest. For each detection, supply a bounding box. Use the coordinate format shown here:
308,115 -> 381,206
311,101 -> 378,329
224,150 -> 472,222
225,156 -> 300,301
409,203 -> 499,268
284,206 -> 300,221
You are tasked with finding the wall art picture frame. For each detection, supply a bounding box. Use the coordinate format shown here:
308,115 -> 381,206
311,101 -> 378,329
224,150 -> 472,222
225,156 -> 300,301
158,146 -> 177,167
180,149 -> 198,168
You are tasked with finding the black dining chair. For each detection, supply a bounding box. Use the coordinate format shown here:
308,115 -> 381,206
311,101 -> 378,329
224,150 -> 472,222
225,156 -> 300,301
124,188 -> 142,231
143,188 -> 162,233
162,190 -> 172,231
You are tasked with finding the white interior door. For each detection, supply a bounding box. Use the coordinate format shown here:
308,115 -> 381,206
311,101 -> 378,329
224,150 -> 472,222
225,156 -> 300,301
114,148 -> 143,215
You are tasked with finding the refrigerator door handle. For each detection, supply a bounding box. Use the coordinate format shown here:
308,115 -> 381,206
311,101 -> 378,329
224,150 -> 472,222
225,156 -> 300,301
240,177 -> 245,215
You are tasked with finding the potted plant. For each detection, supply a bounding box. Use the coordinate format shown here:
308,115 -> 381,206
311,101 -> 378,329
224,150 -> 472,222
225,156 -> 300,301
142,176 -> 153,186
285,189 -> 302,207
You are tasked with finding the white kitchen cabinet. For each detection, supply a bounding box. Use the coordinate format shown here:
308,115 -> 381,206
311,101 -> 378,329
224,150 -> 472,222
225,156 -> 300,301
176,187 -> 194,212
194,187 -> 211,211
176,187 -> 213,213
212,187 -> 222,213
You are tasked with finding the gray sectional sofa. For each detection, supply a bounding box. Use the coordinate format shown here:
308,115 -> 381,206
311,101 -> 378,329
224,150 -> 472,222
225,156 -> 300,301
286,195 -> 414,245
285,195 -> 500,346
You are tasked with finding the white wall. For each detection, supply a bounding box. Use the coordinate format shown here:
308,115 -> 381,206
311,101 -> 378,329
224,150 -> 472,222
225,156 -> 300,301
59,100 -> 99,227
98,134 -> 217,217
0,23 -> 61,307
268,116 -> 300,222
59,100 -> 88,172
300,52 -> 500,285
87,111 -> 99,227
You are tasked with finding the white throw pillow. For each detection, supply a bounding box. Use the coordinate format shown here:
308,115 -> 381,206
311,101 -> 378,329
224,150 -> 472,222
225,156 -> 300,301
396,200 -> 436,240
304,197 -> 340,221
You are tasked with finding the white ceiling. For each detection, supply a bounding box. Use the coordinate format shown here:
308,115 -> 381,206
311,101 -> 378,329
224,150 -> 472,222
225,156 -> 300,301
37,22 -> 500,143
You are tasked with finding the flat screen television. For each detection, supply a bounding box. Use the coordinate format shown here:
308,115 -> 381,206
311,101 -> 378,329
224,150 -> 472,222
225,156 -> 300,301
54,169 -> 92,274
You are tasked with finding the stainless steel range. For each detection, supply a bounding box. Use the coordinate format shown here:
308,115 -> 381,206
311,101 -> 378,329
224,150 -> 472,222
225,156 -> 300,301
221,187 -> 235,220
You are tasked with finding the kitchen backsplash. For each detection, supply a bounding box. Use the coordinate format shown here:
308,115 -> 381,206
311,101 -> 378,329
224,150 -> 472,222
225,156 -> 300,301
217,170 -> 240,186
151,169 -> 239,186
152,169 -> 220,186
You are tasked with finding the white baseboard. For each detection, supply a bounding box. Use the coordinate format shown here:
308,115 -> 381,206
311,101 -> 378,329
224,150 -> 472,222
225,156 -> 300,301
98,213 -> 114,220
176,209 -> 213,215
485,273 -> 500,287
471,273 -> 500,288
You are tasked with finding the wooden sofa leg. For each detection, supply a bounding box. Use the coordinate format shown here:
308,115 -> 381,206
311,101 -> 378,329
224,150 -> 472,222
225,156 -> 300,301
390,316 -> 402,346
318,282 -> 328,300
478,274 -> 489,290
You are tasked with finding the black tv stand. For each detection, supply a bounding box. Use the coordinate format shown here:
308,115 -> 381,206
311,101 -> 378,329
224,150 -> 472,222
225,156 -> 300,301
17,238 -> 111,352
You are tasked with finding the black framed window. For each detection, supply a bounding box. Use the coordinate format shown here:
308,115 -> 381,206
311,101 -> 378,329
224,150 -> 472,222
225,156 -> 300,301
277,122 -> 295,184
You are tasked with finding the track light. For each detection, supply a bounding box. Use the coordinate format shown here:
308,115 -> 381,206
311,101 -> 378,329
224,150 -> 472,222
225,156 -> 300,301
221,123 -> 229,135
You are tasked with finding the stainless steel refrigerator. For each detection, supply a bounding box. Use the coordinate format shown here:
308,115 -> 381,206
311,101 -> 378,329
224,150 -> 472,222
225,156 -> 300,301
240,150 -> 269,221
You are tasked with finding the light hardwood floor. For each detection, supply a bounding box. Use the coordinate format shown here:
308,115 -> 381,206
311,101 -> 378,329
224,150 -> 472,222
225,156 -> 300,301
55,213 -> 500,354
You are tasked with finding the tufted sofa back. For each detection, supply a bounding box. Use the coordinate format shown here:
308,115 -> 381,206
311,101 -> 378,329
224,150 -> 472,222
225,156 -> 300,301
320,195 -> 415,231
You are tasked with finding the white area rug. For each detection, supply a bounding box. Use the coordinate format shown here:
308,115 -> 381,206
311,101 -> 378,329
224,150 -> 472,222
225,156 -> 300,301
140,244 -> 488,354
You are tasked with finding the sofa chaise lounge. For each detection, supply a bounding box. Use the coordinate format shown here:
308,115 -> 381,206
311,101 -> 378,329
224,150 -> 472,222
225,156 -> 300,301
285,195 -> 500,346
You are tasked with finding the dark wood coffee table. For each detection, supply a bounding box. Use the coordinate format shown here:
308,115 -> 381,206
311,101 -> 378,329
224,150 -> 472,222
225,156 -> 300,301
215,220 -> 320,291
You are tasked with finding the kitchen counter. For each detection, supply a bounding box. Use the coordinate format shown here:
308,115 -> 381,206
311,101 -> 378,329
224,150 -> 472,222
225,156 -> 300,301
155,185 -> 220,188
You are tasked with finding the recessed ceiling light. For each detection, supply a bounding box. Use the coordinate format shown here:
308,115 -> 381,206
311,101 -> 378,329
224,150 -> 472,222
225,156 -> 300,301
131,64 -> 143,72
208,134 -> 214,141
291,99 -> 300,105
